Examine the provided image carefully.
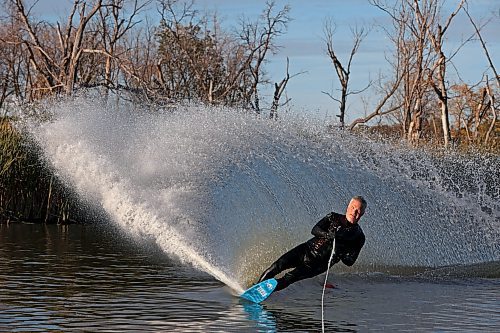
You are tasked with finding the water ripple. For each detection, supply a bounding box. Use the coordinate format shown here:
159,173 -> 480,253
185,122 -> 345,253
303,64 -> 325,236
1,224 -> 499,332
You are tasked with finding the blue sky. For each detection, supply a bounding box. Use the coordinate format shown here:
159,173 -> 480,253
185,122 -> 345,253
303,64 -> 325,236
32,0 -> 499,123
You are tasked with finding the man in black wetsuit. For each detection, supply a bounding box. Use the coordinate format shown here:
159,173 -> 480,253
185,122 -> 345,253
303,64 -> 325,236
258,196 -> 366,292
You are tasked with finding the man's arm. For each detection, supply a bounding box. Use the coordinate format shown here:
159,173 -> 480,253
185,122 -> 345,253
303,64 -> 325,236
311,213 -> 334,239
341,234 -> 365,266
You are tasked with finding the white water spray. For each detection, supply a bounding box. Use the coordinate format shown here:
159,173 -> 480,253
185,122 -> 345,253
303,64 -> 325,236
39,136 -> 244,292
24,96 -> 500,292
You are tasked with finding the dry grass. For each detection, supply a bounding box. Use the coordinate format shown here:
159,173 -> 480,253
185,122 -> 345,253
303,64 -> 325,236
0,117 -> 76,224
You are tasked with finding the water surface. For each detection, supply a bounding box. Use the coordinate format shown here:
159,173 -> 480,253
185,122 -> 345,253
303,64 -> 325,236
1,223 -> 498,332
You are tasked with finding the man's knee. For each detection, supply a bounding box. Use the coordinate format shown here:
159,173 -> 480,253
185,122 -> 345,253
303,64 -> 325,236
274,269 -> 303,291
274,277 -> 289,291
258,262 -> 279,282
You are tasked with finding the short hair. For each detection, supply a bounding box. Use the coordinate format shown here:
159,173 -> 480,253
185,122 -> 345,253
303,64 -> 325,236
351,196 -> 367,213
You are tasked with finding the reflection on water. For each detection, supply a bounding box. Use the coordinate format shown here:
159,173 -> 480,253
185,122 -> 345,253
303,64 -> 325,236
1,223 -> 499,332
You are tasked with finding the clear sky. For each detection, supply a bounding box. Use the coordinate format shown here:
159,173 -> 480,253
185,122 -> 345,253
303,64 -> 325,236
31,0 -> 499,124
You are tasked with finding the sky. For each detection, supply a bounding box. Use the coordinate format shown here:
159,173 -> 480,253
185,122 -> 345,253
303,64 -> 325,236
30,0 -> 500,124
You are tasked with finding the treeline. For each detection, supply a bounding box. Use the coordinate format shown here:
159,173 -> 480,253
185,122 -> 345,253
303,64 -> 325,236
0,0 -> 294,115
325,0 -> 498,150
0,0 -> 498,147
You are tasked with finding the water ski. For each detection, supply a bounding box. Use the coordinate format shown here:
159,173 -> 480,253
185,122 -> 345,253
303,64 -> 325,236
240,278 -> 277,303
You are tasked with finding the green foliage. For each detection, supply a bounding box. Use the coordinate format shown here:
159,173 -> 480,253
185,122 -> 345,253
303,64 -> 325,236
0,117 -> 75,223
0,117 -> 24,178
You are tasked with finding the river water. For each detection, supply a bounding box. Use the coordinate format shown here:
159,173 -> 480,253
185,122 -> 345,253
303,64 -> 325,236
4,97 -> 500,331
1,223 -> 499,332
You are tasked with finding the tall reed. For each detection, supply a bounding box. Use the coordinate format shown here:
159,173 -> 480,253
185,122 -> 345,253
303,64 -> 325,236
0,117 -> 78,223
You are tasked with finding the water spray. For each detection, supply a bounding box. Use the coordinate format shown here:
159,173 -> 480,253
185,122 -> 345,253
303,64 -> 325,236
24,96 -> 499,297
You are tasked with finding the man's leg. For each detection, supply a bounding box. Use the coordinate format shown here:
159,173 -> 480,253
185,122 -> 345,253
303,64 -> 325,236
258,243 -> 308,283
275,265 -> 325,291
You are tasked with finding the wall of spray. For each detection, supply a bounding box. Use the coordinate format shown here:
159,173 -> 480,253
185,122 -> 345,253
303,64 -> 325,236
24,96 -> 499,289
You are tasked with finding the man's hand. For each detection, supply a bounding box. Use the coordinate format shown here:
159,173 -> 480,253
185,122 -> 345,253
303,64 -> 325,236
326,229 -> 336,240
327,225 -> 341,240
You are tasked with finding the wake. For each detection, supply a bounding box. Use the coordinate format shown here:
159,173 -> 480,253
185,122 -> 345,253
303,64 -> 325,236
22,95 -> 500,290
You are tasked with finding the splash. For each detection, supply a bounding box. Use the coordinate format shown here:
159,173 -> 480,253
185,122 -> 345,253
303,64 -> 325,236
24,95 -> 499,288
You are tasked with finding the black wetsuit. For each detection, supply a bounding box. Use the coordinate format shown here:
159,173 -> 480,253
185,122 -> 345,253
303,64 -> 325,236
258,212 -> 365,291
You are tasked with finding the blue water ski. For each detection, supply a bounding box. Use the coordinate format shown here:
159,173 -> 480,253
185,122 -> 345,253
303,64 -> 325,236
240,278 -> 277,303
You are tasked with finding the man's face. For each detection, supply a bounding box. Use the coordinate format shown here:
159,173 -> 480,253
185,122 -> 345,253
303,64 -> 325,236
345,199 -> 364,224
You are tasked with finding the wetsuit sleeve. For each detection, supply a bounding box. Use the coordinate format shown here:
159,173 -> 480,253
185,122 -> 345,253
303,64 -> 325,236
311,213 -> 333,239
340,233 -> 365,266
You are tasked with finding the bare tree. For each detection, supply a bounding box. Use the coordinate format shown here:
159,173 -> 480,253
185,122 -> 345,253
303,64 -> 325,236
322,20 -> 369,129
0,2 -> 29,107
463,3 -> 499,88
269,57 -> 303,120
9,0 -> 152,99
448,80 -> 498,147
483,78 -> 497,146
157,0 -> 239,104
421,0 -> 466,147
239,0 -> 291,113
12,0 -> 105,95
92,0 -> 150,93
349,71 -> 403,130
118,18 -> 161,102
371,0 -> 441,145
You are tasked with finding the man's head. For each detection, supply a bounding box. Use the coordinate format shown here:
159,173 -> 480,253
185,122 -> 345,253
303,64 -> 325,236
345,196 -> 367,224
